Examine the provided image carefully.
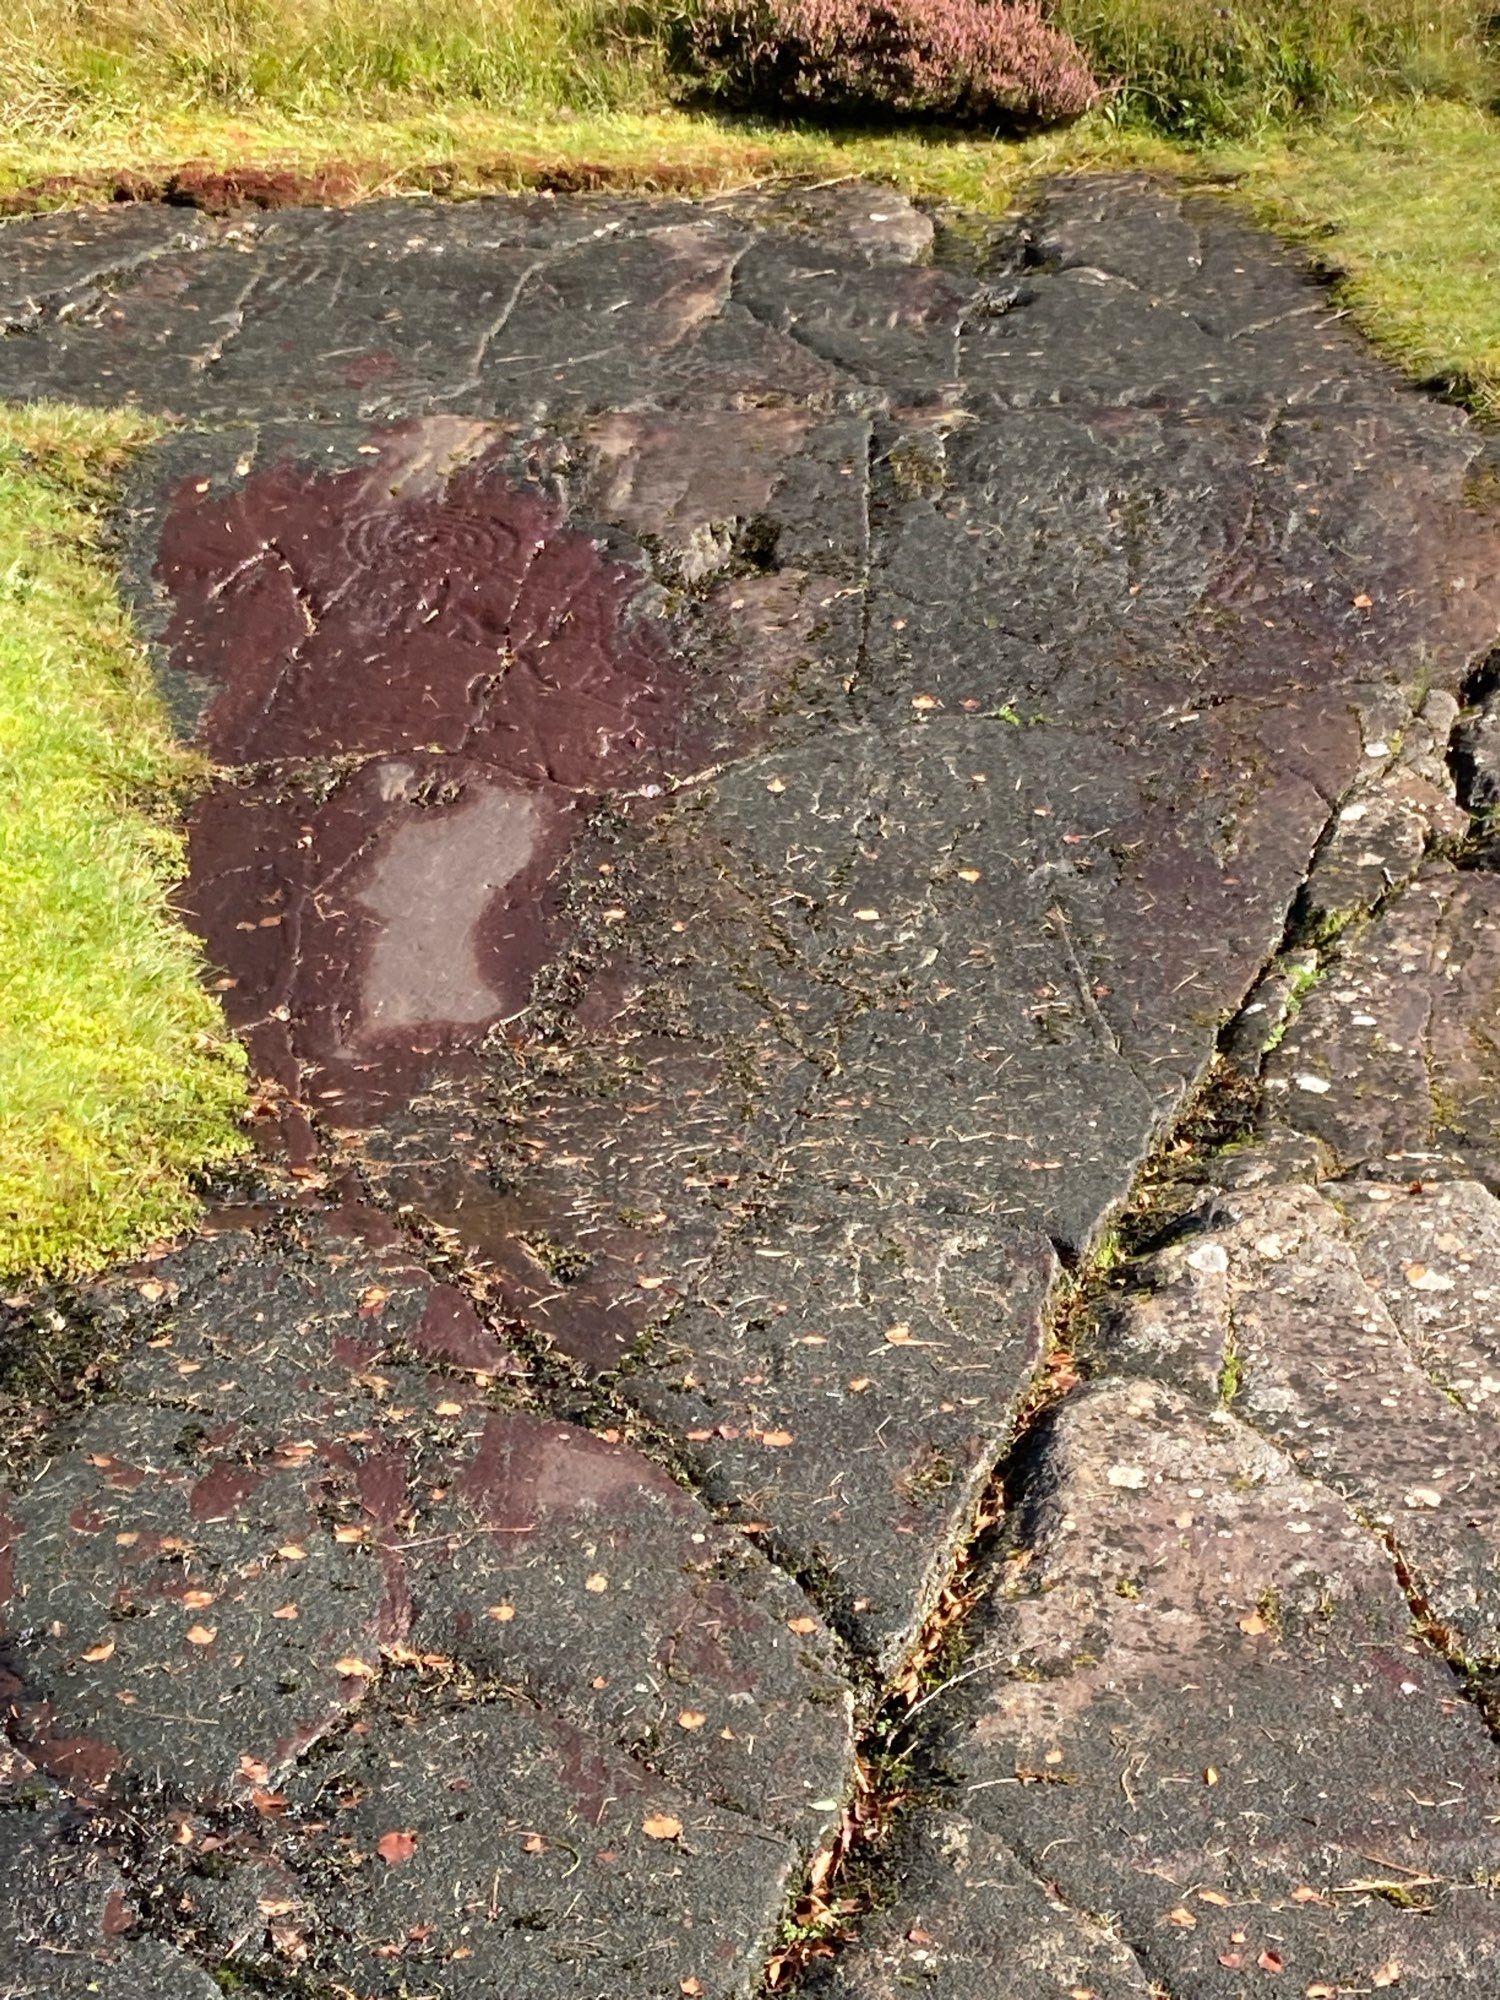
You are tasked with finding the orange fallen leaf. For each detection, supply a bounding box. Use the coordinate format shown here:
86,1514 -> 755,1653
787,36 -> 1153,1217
681,1981 -> 705,1997
81,1640 -> 116,1663
584,1573 -> 609,1594
787,1616 -> 819,1635
377,1830 -> 418,1866
182,1590 -> 216,1610
334,1655 -> 376,1679
185,1624 -> 218,1646
1258,1949 -> 1285,1973
760,1429 -> 795,1448
1372,1965 -> 1402,1989
1239,1612 -> 1268,1636
678,1710 -> 707,1731
487,1603 -> 516,1623
1167,1906 -> 1197,1929
272,1603 -> 299,1620
642,1813 -> 683,1842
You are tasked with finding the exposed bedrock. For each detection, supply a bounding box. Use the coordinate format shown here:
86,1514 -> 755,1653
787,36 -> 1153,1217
2,173 -> 1500,1996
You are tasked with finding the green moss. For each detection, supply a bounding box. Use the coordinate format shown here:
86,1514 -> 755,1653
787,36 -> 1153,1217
0,404 -> 247,1279
1219,1347 -> 1245,1403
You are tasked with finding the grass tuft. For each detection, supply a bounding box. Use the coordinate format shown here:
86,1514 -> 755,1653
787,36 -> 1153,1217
0,404 -> 247,1279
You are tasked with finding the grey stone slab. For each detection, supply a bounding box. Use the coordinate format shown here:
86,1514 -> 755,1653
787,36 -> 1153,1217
402,1407 -> 854,1835
5,172 -> 1500,1998
972,174 -> 1414,411
1339,1177 -> 1500,1425
925,1378 -> 1500,1998
826,1810 -> 1154,1999
1266,865 -> 1500,1173
624,1200 -> 1057,1666
266,1697 -> 799,1999
1103,1182 -> 1500,1659
1296,688 -> 1468,937
0,204 -> 219,332
0,1759 -> 222,1998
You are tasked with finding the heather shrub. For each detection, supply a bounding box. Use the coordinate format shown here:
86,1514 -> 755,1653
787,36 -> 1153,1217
682,0 -> 1100,125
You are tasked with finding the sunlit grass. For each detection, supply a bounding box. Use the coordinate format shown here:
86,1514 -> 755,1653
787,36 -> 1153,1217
0,405 -> 247,1278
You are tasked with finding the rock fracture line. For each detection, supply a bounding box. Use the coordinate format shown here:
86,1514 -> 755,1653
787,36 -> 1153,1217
2,173 -> 1500,1998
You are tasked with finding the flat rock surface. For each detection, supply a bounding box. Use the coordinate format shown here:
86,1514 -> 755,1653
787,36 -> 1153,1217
3,173 -> 1500,1995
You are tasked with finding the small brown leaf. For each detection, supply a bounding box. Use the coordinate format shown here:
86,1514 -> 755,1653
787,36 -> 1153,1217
678,1710 -> 707,1731
584,1573 -> 609,1594
182,1590 -> 216,1610
185,1624 -> 217,1647
1166,1906 -> 1198,1929
681,1981 -> 705,1997
81,1640 -> 116,1663
1372,1964 -> 1402,1989
787,1615 -> 819,1635
760,1429 -> 795,1448
377,1830 -> 418,1866
1238,1611 -> 1268,1636
334,1655 -> 376,1679
487,1603 -> 516,1623
642,1812 -> 683,1842
1257,1949 -> 1285,1973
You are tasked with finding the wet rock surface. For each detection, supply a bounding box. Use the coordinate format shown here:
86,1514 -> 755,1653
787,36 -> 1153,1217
4,172 -> 1500,1994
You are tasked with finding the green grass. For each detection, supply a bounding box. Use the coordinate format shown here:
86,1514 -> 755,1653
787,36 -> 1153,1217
1234,100 -> 1500,417
0,406 -> 247,1280
1058,0 -> 1495,137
